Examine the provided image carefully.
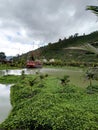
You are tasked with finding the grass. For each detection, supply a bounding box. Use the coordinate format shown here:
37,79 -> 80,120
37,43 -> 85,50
0,64 -> 18,70
0,74 -> 98,129
0,75 -> 22,84
42,67 -> 98,87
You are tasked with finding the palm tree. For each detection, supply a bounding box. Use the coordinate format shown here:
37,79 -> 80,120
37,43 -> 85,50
86,4 -> 98,54
84,43 -> 98,55
86,5 -> 98,16
65,43 -> 98,55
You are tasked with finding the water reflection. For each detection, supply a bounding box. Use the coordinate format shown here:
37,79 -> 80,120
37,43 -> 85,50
0,67 -> 83,77
0,68 -> 68,76
0,84 -> 11,123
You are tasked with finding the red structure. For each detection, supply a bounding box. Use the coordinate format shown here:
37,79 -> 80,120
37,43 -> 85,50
26,61 -> 42,68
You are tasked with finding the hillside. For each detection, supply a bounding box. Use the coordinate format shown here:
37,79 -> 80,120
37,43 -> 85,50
36,31 -> 98,62
13,31 -> 98,66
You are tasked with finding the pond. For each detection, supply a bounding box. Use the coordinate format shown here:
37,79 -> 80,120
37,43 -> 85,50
0,67 -> 83,75
0,84 -> 11,123
0,67 -> 89,87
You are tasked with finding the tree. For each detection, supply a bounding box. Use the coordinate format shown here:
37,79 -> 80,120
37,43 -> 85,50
84,43 -> 98,55
68,35 -> 73,39
74,33 -> 79,37
86,4 -> 98,54
86,5 -> 98,16
58,39 -> 62,43
86,68 -> 95,86
0,52 -> 6,61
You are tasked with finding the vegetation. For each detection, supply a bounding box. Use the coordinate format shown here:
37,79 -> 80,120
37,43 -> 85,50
0,3 -> 98,130
0,73 -> 98,130
85,67 -> 98,86
0,64 -> 18,70
87,84 -> 98,94
12,31 -> 98,68
0,52 -> 6,61
0,75 -> 22,84
86,5 -> 98,16
60,75 -> 70,86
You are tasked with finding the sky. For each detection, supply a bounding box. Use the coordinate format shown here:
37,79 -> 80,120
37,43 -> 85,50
0,0 -> 98,56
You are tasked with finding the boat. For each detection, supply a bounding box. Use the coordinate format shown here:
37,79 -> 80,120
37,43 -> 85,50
26,60 -> 42,68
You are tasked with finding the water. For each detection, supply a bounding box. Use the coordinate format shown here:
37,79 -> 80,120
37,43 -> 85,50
0,84 -> 11,123
0,68 -> 82,76
0,68 -> 64,75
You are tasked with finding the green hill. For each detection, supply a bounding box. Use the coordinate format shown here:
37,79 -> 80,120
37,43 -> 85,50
37,31 -> 98,62
13,31 -> 98,67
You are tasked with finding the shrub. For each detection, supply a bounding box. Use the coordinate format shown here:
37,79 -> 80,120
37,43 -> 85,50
87,85 -> 98,94
21,70 -> 25,79
60,75 -> 70,86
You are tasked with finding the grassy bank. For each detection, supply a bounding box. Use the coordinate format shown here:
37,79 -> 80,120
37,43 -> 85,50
0,74 -> 98,130
0,75 -> 21,84
0,64 -> 19,70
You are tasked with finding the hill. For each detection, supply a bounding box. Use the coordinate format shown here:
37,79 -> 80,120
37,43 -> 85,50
13,31 -> 98,66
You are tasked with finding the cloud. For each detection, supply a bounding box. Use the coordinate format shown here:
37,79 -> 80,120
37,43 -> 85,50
0,0 -> 98,56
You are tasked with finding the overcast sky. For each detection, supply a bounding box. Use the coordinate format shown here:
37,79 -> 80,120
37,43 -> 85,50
0,0 -> 98,56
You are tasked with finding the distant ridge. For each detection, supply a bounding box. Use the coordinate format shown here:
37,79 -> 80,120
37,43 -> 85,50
6,56 -> 13,61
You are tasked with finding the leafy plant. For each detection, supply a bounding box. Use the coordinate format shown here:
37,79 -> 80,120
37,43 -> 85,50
29,77 -> 38,86
86,69 -> 94,86
85,67 -> 98,86
86,5 -> 98,16
60,75 -> 70,86
39,74 -> 45,80
21,70 -> 25,79
87,85 -> 98,94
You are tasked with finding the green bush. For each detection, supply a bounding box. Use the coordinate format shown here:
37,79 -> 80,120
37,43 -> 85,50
87,85 -> 98,94
60,75 -> 70,86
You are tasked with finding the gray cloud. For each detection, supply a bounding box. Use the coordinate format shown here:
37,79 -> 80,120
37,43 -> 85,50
0,0 -> 98,47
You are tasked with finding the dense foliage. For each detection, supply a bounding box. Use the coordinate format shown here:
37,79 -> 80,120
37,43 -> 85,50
0,75 -> 21,84
0,52 -> 6,61
0,74 -> 98,130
